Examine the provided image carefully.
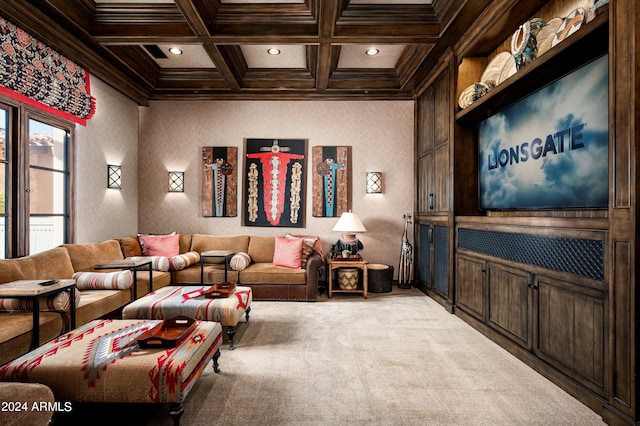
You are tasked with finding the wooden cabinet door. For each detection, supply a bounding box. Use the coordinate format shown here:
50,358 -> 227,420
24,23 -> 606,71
487,262 -> 532,349
417,153 -> 433,214
456,254 -> 486,321
433,144 -> 449,213
535,275 -> 606,396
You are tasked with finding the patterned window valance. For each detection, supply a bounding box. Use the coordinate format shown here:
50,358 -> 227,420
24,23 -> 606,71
0,16 -> 96,125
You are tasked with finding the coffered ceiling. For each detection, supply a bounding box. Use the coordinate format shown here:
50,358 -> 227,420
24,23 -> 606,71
0,0 -> 496,105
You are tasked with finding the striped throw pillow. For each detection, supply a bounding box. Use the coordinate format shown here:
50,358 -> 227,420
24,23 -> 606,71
126,256 -> 170,272
0,288 -> 81,312
230,252 -> 252,271
169,251 -> 201,271
72,270 -> 133,290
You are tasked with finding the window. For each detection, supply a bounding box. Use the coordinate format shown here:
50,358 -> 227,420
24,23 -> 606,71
0,98 -> 75,259
0,108 -> 6,258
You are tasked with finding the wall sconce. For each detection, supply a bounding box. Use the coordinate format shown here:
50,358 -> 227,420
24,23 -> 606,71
366,172 -> 382,194
168,171 -> 184,192
107,165 -> 122,189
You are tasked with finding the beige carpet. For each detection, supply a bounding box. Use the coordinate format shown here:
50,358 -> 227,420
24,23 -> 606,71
55,287 -> 605,425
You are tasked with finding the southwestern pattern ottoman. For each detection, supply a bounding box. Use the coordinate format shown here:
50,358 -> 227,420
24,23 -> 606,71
122,285 -> 252,349
0,319 -> 222,426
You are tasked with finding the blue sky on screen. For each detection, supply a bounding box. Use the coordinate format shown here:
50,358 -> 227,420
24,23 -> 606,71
479,54 -> 609,209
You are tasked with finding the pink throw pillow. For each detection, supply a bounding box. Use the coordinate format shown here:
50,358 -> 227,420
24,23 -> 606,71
139,234 -> 180,257
273,236 -> 303,269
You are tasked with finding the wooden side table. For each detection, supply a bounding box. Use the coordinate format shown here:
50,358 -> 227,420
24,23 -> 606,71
326,256 -> 368,299
0,279 -> 76,349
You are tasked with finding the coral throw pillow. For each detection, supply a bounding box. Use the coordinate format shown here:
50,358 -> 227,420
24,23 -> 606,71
138,234 -> 180,257
286,233 -> 319,269
273,237 -> 303,269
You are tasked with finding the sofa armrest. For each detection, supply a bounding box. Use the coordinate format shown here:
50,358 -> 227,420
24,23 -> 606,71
304,253 -> 324,301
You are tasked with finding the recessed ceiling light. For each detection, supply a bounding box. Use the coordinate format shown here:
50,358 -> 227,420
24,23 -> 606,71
168,47 -> 183,55
366,48 -> 379,56
267,48 -> 281,55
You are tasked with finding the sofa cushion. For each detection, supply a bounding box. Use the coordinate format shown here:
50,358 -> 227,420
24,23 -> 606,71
72,271 -> 134,290
273,237 -> 303,269
230,252 -> 251,271
126,256 -> 170,272
0,312 -> 63,365
169,251 -> 200,271
178,234 -> 193,254
63,240 -> 124,272
118,236 -> 142,257
138,234 -> 180,257
0,247 -> 75,284
0,288 -> 80,313
247,236 -> 275,263
69,289 -> 132,327
240,263 -> 307,285
190,234 -> 250,256
171,266 -> 239,285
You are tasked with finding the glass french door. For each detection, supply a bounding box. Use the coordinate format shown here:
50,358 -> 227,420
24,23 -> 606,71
28,118 -> 69,255
0,108 -> 6,258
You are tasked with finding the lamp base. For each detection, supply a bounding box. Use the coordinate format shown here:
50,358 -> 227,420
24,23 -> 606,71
335,233 -> 363,256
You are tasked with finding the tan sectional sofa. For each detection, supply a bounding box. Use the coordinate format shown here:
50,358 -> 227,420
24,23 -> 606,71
0,241 -> 171,365
119,233 -> 324,302
0,232 -> 321,366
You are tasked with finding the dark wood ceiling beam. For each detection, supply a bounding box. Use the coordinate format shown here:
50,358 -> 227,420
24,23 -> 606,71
93,4 -> 185,24
396,44 -> 434,89
205,44 -> 244,90
315,0 -> 341,90
328,70 -> 402,91
148,90 -> 412,102
173,0 -> 211,37
155,69 -> 228,91
106,45 -> 159,87
242,70 -> 316,90
403,0 -> 494,93
40,0 -> 94,32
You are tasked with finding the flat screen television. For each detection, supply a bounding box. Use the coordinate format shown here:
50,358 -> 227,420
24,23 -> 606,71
478,54 -> 609,210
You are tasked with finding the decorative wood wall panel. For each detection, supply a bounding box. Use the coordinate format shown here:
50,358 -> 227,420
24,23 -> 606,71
311,146 -> 349,217
201,146 -> 237,217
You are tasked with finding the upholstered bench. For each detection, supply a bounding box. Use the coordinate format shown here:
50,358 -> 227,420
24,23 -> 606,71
122,285 -> 252,349
0,319 -> 222,426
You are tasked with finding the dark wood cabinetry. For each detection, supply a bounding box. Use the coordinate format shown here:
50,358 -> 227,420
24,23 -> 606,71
414,1 -> 639,423
415,61 -> 454,310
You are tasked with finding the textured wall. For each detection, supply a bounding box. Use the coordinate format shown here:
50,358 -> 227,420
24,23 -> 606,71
74,78 -> 139,243
138,100 -> 414,271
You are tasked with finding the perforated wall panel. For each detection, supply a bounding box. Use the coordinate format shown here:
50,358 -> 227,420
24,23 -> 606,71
418,224 -> 431,285
434,226 -> 449,294
458,228 -> 604,281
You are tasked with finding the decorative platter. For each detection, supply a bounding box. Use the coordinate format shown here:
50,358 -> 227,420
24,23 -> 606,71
480,51 -> 512,88
497,55 -> 517,85
536,17 -> 563,57
458,82 -> 490,110
551,8 -> 586,48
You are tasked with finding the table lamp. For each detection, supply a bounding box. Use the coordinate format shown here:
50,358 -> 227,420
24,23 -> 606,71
332,211 -> 366,256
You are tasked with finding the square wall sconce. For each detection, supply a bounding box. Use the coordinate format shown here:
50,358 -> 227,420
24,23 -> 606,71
107,165 -> 122,189
168,171 -> 185,192
366,172 -> 382,194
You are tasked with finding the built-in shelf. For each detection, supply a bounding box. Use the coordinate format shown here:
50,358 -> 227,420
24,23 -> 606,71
456,12 -> 609,123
